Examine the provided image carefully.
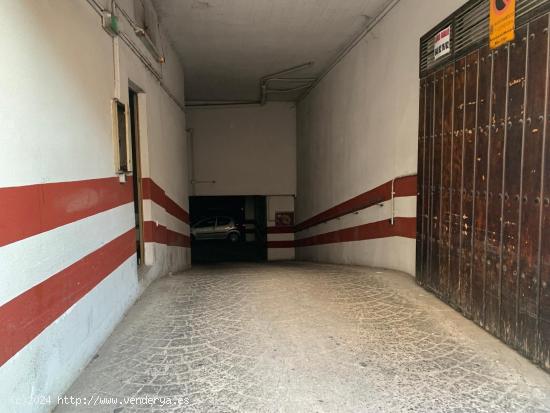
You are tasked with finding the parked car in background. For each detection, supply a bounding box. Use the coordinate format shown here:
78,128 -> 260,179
191,216 -> 243,242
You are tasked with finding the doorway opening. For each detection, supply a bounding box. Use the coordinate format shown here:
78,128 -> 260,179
128,88 -> 144,265
189,196 -> 267,263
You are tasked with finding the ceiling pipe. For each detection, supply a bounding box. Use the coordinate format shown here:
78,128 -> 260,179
263,78 -> 315,96
188,62 -> 315,108
267,84 -> 311,94
186,100 -> 260,108
260,62 -> 314,105
299,0 -> 401,101
85,0 -> 185,112
86,0 -> 103,16
113,1 -> 165,64
261,62 -> 314,80
135,28 -> 165,64
267,78 -> 317,83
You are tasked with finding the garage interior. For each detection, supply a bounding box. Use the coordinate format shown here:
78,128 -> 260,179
2,0 -> 550,412
189,196 -> 267,263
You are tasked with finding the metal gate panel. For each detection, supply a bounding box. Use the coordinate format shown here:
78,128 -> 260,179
429,70 -> 445,293
500,26 -> 528,348
472,45 -> 492,326
541,31 -> 550,368
518,15 -> 549,358
418,2 -> 550,373
440,64 -> 455,300
449,58 -> 466,307
422,74 -> 436,288
485,44 -> 509,337
416,79 -> 427,284
459,51 -> 479,315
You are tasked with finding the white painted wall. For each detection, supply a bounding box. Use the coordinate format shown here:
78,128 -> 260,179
297,197 -> 417,274
267,195 -> 295,261
295,0 -> 467,275
186,102 -> 296,196
186,103 -> 297,260
267,195 -> 295,225
0,1 -> 189,411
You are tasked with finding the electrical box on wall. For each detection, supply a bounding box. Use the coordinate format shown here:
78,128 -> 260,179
111,98 -> 132,175
102,11 -> 120,37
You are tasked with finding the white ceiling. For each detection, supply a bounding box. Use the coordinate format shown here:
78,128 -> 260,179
152,0 -> 393,103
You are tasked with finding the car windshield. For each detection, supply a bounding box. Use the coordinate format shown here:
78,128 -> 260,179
217,217 -> 231,226
195,218 -> 215,228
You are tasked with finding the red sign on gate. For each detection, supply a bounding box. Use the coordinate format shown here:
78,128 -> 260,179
434,26 -> 451,60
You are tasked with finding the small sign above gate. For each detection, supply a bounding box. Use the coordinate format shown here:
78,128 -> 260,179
490,0 -> 516,49
434,26 -> 451,61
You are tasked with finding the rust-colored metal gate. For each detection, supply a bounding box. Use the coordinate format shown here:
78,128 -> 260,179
417,2 -> 550,371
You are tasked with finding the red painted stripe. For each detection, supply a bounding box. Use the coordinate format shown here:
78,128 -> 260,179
0,178 -> 133,248
296,217 -> 416,247
268,217 -> 416,248
267,226 -> 295,234
295,175 -> 416,232
141,178 -> 189,224
143,221 -> 167,244
0,229 -> 135,367
143,221 -> 190,248
393,175 -> 417,197
141,177 -> 165,208
167,229 -> 190,248
267,240 -> 296,248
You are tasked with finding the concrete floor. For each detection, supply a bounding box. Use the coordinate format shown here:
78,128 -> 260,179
57,262 -> 550,412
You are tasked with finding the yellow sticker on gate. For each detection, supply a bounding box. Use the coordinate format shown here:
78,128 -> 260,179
490,0 -> 516,49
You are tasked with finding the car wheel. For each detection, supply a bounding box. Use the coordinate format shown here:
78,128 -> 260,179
228,232 -> 240,243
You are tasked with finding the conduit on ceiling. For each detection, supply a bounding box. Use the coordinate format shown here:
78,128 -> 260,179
186,62 -> 315,108
186,0 -> 401,108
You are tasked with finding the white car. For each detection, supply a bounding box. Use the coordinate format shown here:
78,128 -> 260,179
191,216 -> 242,242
